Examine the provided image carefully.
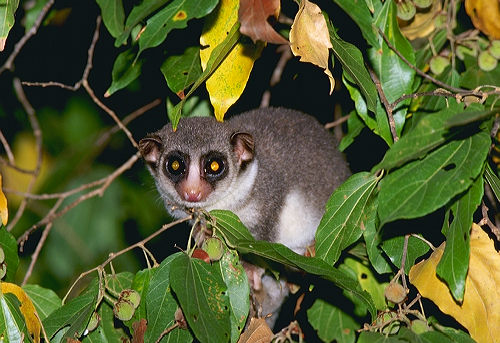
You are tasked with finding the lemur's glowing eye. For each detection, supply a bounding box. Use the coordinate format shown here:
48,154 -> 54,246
204,157 -> 225,177
166,155 -> 185,176
210,161 -> 220,172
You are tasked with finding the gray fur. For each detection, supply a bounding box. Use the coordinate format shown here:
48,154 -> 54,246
139,107 -> 350,248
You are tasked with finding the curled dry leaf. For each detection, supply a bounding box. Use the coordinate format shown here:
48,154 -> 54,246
409,224 -> 500,343
239,0 -> 288,44
289,0 -> 335,94
0,174 -> 7,226
237,317 -> 273,343
465,0 -> 500,39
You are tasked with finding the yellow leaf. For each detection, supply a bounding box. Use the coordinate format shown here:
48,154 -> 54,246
0,174 -> 7,226
1,282 -> 41,343
409,224 -> 500,343
289,0 -> 334,94
465,0 -> 500,39
0,133 -> 51,206
200,0 -> 263,121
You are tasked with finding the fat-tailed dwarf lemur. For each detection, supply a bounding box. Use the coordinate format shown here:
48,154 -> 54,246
139,107 -> 350,324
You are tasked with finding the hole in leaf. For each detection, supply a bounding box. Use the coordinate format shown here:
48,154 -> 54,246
443,163 -> 456,171
182,71 -> 188,75
361,273 -> 368,279
193,315 -> 198,321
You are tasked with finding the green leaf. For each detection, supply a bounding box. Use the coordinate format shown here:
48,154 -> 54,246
0,0 -> 20,51
218,250 -> 249,343
332,0 -> 378,47
339,110 -> 365,151
374,103 -> 486,171
315,172 -> 379,265
381,235 -> 430,274
211,211 -> 377,319
378,131 -> 490,224
358,331 -> 406,342
484,163 -> 500,202
137,0 -> 219,57
145,252 -> 192,343
445,108 -> 492,128
161,46 -> 202,95
23,284 -> 61,321
105,49 -> 144,97
169,21 -> 240,129
115,0 -> 170,46
170,254 -> 231,343
437,175 -> 483,301
307,299 -> 358,343
370,0 -> 416,137
342,258 -> 387,311
129,268 -> 154,326
84,302 -> 128,343
362,195 -> 392,274
0,227 -> 19,282
96,0 -> 124,38
43,280 -> 99,340
23,0 -> 50,33
419,68 -> 460,112
0,293 -> 28,342
210,209 -> 256,246
234,240 -> 377,319
329,23 -> 377,113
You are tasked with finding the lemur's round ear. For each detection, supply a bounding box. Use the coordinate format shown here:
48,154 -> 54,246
230,132 -> 254,164
139,135 -> 162,166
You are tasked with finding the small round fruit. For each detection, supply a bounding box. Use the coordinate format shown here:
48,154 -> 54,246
414,0 -> 433,9
411,319 -> 430,334
0,247 -> 5,264
202,237 -> 224,261
120,289 -> 141,309
113,299 -> 135,321
86,312 -> 100,332
397,0 -> 416,21
478,50 -> 498,71
429,55 -> 450,75
384,282 -> 406,304
0,263 -> 6,279
488,40 -> 500,59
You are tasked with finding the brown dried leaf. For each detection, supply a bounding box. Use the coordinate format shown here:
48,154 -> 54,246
465,0 -> 500,39
131,319 -> 147,343
289,0 -> 334,94
238,0 -> 288,44
237,317 -> 273,343
409,224 -> 500,343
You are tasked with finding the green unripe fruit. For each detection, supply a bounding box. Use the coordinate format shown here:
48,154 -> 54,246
478,50 -> 498,71
120,289 -> 141,309
414,0 -> 433,8
202,237 -> 224,261
488,40 -> 500,59
411,319 -> 430,334
0,263 -> 6,279
429,55 -> 450,75
397,0 -> 416,21
113,299 -> 135,321
0,247 -> 4,264
86,312 -> 100,332
456,45 -> 477,60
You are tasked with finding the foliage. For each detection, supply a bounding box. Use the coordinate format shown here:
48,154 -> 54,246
0,0 -> 499,342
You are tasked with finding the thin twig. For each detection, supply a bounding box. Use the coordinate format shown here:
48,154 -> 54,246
22,198 -> 63,285
18,152 -> 141,248
481,202 -> 500,241
260,45 -> 293,108
63,215 -> 192,304
7,78 -> 43,232
369,69 -> 399,143
0,157 -> 36,174
0,130 -> 15,163
324,114 -> 349,129
0,0 -> 55,75
378,28 -> 470,94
